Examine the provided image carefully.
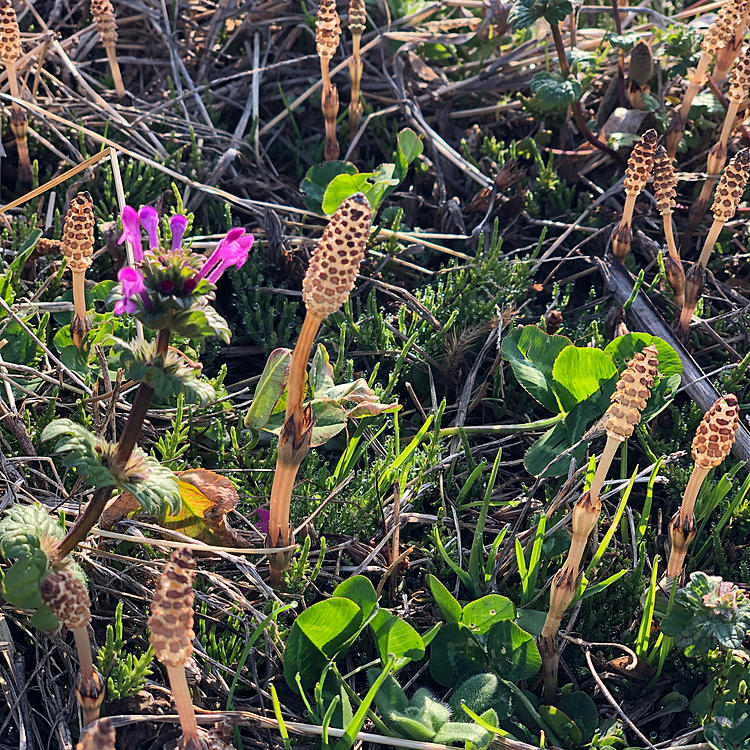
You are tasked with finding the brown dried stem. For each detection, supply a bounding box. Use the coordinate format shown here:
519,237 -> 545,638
267,194 -> 372,587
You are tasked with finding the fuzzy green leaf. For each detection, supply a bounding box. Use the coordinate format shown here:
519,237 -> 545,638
170,304 -> 231,343
510,0 -> 572,29
530,72 -> 583,111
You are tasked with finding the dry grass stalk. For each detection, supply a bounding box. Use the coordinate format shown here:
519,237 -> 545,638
611,129 -> 658,260
666,395 -> 739,577
653,146 -> 684,305
76,719 -> 116,750
0,0 -> 32,182
317,0 -> 341,160
268,194 -> 372,586
539,345 -> 658,703
41,570 -> 104,726
348,0 -> 366,136
62,192 -> 96,349
91,0 -> 125,99
680,46 -> 750,252
628,41 -> 653,110
679,148 -> 750,334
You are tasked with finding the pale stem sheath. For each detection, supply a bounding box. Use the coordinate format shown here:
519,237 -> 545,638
680,55 -> 711,124
286,312 -> 324,419
588,436 -> 621,504
698,219 -> 725,267
105,44 -> 126,99
166,664 -> 199,738
677,464 -> 711,522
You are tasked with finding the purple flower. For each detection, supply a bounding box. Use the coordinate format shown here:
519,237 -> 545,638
118,206 -> 143,263
139,206 -> 160,250
194,228 -> 253,284
170,214 -> 188,251
114,266 -> 147,315
256,507 -> 270,535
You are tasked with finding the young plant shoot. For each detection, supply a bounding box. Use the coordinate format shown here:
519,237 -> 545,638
348,0 -> 366,137
267,193 -> 373,586
91,0 -> 125,98
538,344 -> 659,703
317,0 -> 341,161
653,146 -> 684,306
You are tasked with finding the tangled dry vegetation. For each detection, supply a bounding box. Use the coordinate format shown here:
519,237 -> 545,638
3,0 -> 750,748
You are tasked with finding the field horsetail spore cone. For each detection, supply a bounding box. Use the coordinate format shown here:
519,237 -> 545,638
680,46 -> 750,254
539,344 -> 658,703
91,0 -> 125,99
666,395 -> 739,578
680,148 -> 750,335
317,0 -> 341,161
712,0 -> 750,82
76,719 -> 116,750
62,193 -> 96,350
666,0 -> 744,158
611,129 -> 658,260
653,146 -> 684,305
264,194 -> 372,587
348,0 -> 366,137
0,0 -> 32,183
41,570 -> 104,726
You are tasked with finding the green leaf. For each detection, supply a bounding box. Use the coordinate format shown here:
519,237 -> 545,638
429,623 -> 488,686
501,326 -> 571,412
2,553 -> 48,609
322,173 -> 377,215
427,573 -> 462,624
486,620 -> 541,681
396,128 -> 423,177
530,72 -> 583,111
284,598 -> 364,691
552,345 -> 617,412
556,693 -> 598,744
310,344 -> 336,396
461,595 -> 515,635
300,161 -> 359,214
170,304 -> 231,343
29,604 -> 60,632
510,0 -> 572,28
334,575 -> 379,621
538,706 -> 583,750
244,348 -> 292,432
370,609 -> 425,667
265,398 -> 348,446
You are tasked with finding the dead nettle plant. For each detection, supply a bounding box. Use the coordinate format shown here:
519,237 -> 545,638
62,193 -> 96,350
666,0 -> 746,158
149,548 -> 233,750
678,148 -> 750,337
653,146 -> 684,306
666,395 -> 739,580
348,0 -> 366,137
317,0 -> 341,161
91,0 -> 125,99
41,569 -> 104,726
611,129 -> 658,260
0,0 -> 32,182
0,205 -> 252,631
538,345 -> 659,704
266,193 -> 373,587
680,46 -> 750,253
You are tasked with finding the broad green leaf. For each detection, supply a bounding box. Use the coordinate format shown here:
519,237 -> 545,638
510,0 -> 572,29
265,397 -> 347,446
310,344 -> 336,397
515,609 -> 547,638
284,598 -> 363,691
427,573 -> 462,624
170,304 -> 231,343
322,173 -> 376,215
486,620 -> 541,682
530,72 -> 583,110
429,622 -> 488,686
334,575 -> 379,621
557,692 -> 598,744
2,318 -> 41,365
538,706 -> 582,750
461,595 -> 515,635
300,161 -> 359,214
396,128 -> 423,176
370,609 -> 425,666
552,346 -> 617,412
501,326 -> 571,412
244,348 -> 292,432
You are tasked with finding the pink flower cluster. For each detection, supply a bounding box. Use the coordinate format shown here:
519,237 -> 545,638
115,206 -> 253,316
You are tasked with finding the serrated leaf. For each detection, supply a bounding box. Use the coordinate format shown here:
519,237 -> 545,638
510,0 -> 572,29
120,451 -> 180,516
530,72 -> 583,111
170,304 -> 231,343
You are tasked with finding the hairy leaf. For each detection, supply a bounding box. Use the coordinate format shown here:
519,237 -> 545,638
530,72 -> 583,111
